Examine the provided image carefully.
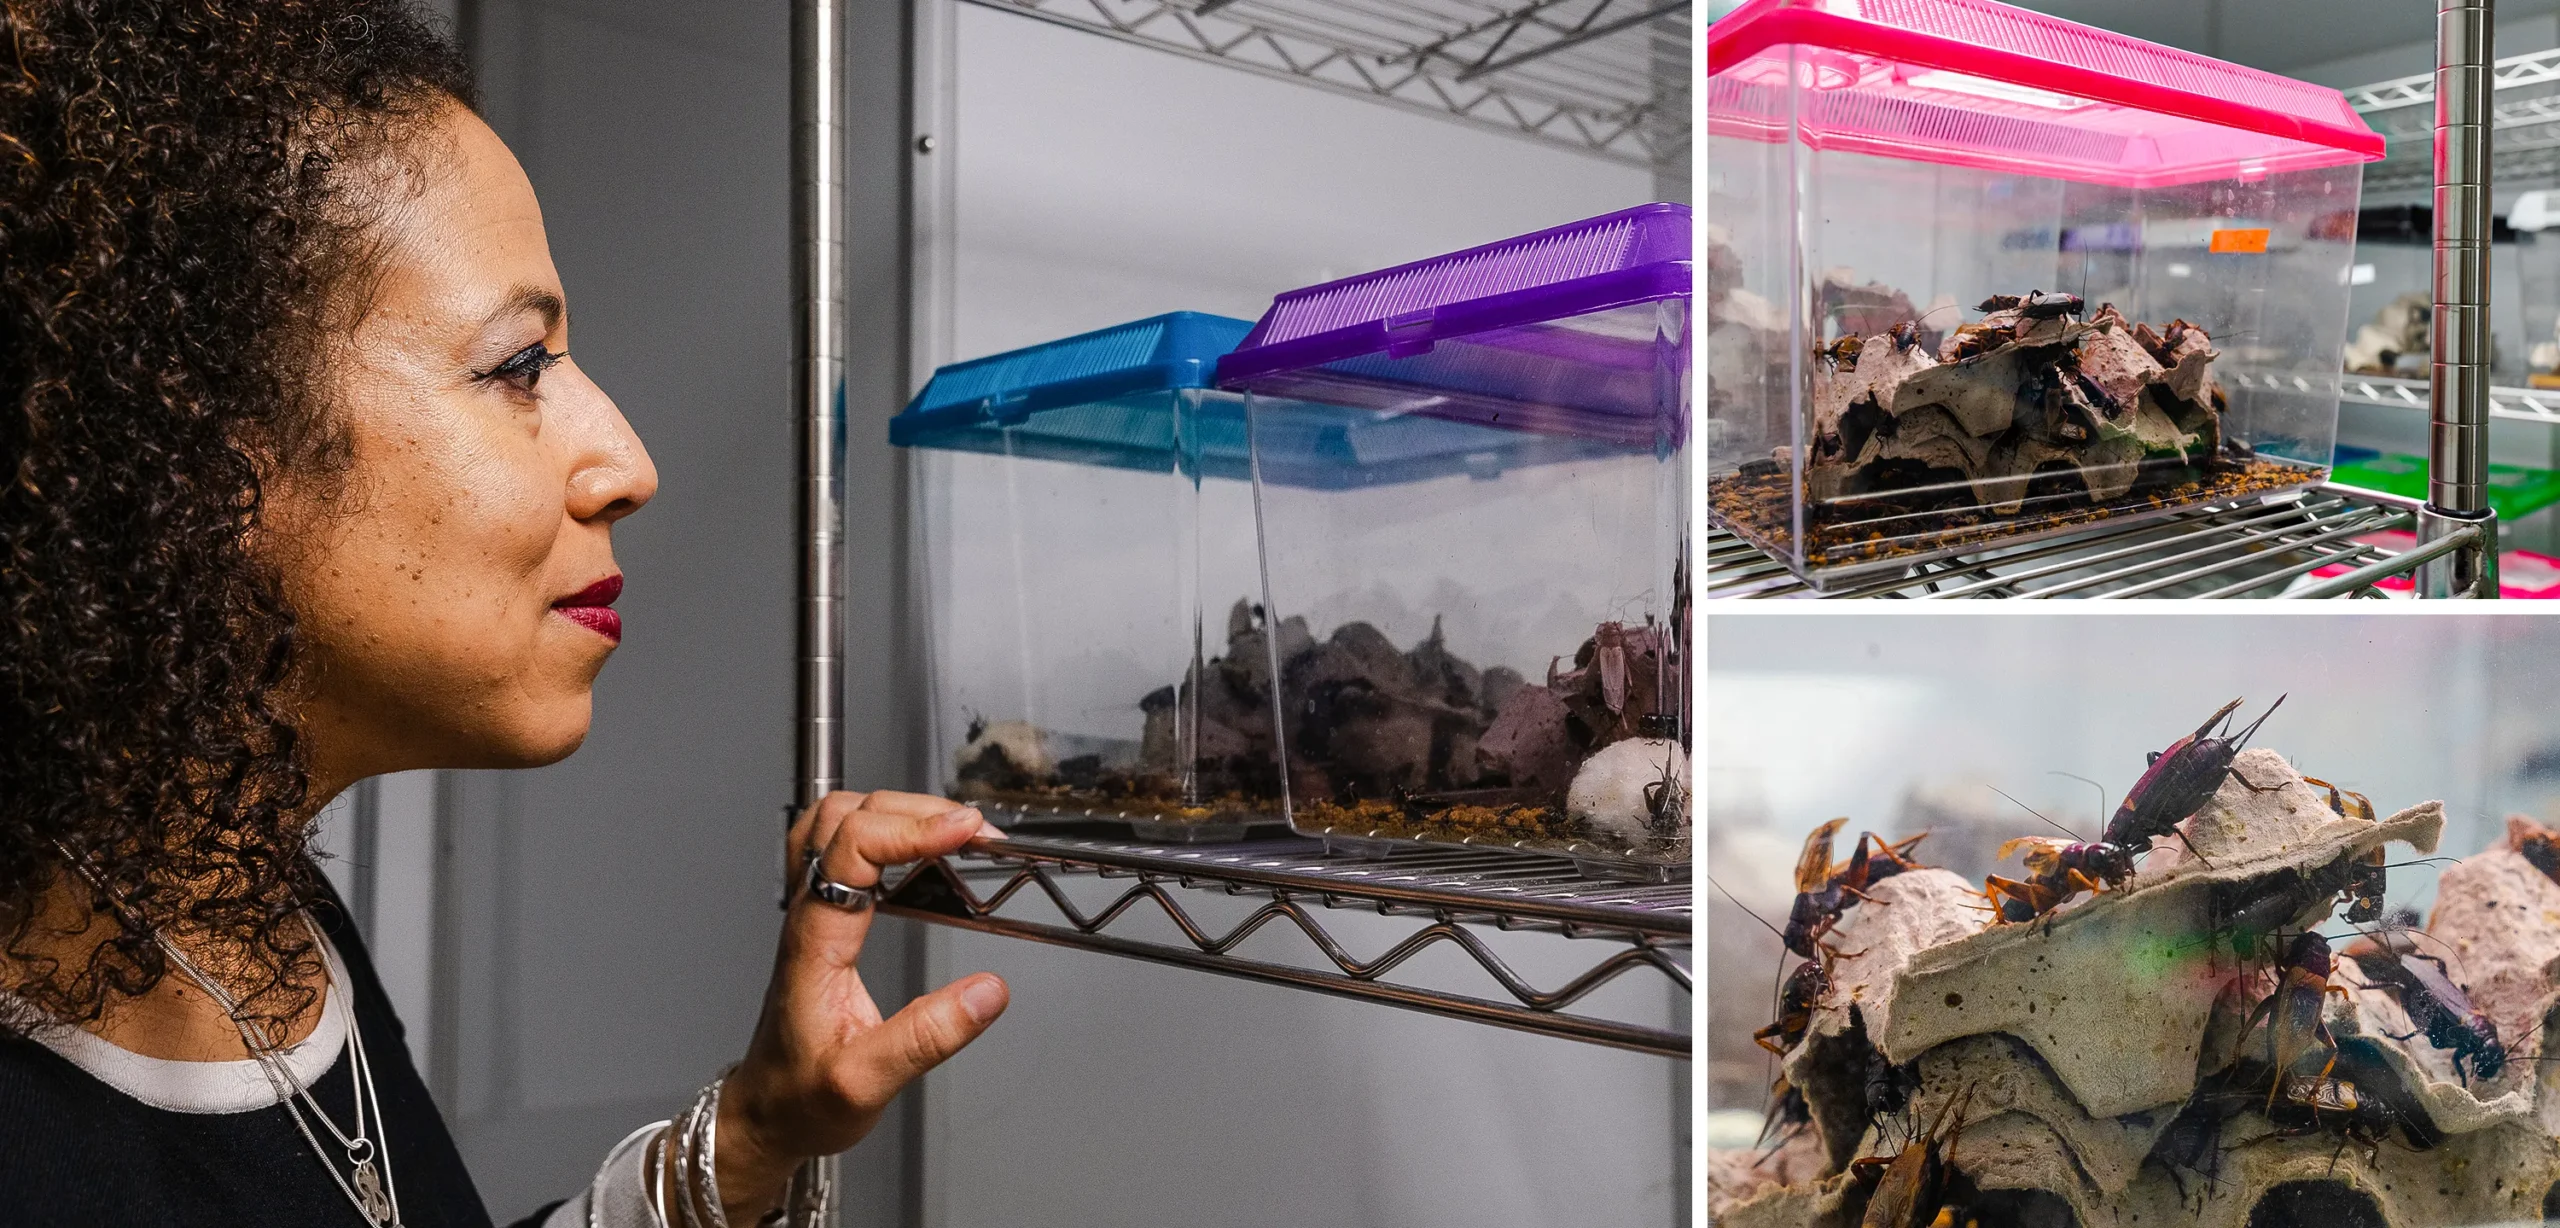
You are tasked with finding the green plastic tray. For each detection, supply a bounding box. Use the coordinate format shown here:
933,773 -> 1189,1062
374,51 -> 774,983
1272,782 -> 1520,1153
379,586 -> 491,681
2329,452 -> 2560,521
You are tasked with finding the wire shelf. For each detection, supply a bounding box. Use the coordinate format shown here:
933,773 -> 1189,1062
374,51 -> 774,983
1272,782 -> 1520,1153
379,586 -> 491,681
880,829 -> 1693,1057
2302,369 -> 2560,426
2350,46 -> 2560,194
2344,45 -> 2560,118
1703,487 -> 2475,599
955,0 -> 1688,168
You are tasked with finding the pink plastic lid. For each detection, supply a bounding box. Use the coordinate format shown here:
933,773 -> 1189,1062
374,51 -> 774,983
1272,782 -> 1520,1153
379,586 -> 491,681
1706,0 -> 2385,188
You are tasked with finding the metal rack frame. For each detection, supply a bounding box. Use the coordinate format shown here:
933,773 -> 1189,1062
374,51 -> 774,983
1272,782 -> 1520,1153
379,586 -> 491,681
950,0 -> 1688,169
1704,487 -> 2487,600
2351,42 -> 2560,193
880,831 -> 1693,1057
2328,369 -> 2560,425
790,0 -> 1695,1066
781,0 -> 1696,1218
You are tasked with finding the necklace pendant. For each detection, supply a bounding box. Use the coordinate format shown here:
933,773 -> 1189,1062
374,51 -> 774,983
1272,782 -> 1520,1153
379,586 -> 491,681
353,1158 -> 393,1223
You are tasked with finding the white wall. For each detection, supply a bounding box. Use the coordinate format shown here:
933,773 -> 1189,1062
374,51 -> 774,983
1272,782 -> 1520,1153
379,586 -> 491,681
948,12 -> 1659,360
920,11 -> 1684,1228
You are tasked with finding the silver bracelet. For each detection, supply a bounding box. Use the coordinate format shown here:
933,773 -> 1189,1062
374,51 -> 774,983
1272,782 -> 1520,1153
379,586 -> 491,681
661,1071 -> 834,1228
678,1077 -> 728,1228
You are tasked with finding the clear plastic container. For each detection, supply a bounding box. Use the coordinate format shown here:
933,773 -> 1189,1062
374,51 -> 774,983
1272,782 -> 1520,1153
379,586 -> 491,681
895,312 -> 1286,841
2339,204 -> 2435,380
1220,204 -> 1691,877
1705,0 -> 2384,587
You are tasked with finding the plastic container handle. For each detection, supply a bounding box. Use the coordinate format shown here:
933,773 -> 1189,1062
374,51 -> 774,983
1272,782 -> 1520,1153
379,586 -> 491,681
1383,310 -> 1438,359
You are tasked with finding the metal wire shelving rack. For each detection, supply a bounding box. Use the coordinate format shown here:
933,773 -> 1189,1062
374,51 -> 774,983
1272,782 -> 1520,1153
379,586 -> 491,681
953,0 -> 1690,170
879,829 -> 1692,1056
2348,45 -> 2560,195
1703,366 -> 2560,598
829,0 -> 1698,1059
2335,369 -> 2560,424
1704,486 -> 2473,600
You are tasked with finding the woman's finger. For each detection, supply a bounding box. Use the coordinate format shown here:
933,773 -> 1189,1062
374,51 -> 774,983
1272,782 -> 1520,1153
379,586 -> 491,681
863,790 -> 1004,841
851,789 -> 967,819
823,805 -> 986,886
779,816 -> 884,974
789,790 -> 871,867
785,801 -> 989,971
835,974 -> 1009,1110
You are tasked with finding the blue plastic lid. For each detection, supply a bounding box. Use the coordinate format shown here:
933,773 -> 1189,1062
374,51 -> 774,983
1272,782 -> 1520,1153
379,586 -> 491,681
890,313 -> 1255,473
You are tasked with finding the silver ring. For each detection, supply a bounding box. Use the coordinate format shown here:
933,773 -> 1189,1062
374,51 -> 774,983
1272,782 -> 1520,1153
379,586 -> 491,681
802,851 -> 876,912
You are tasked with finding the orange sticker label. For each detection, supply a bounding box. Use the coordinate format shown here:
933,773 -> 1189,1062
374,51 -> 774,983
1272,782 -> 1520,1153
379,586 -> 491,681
2209,227 -> 2271,254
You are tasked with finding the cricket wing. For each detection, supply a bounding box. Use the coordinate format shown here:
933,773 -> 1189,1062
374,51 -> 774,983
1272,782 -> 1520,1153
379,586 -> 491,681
2268,971 -> 2330,1078
1860,1145 -> 1929,1228
1798,818 -> 1849,893
1997,836 -> 2067,876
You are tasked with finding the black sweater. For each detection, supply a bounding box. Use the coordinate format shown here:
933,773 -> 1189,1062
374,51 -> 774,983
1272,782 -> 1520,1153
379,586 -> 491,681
0,894 -> 556,1227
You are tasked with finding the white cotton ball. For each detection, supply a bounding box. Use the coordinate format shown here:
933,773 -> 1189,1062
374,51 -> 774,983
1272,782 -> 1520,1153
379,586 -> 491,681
1568,738 -> 1689,847
954,719 -> 1053,782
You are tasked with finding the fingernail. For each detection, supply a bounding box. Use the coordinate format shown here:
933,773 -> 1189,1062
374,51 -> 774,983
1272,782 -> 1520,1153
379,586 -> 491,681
939,806 -> 980,826
958,975 -> 1008,1024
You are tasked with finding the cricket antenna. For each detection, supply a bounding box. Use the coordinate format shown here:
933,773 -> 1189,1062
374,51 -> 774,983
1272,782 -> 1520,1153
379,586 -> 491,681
1709,876 -> 1791,947
1990,785 -> 2086,843
2048,771 -> 2110,831
1709,874 -> 1799,1098
2323,915 -> 2479,990
2233,694 -> 2286,750
2371,911 -> 2472,972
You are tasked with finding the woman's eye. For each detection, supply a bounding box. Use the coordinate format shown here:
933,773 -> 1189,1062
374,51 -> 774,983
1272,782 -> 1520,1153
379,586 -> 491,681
476,342 -> 566,392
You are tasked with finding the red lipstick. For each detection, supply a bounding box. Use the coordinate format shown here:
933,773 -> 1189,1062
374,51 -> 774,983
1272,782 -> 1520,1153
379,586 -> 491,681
554,574 -> 623,644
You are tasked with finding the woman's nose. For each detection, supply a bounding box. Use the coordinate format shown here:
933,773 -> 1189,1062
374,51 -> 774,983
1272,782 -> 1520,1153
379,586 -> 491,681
563,363 -> 658,523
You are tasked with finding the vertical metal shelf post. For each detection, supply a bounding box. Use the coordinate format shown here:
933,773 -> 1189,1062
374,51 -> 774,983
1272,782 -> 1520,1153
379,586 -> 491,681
797,0 -> 848,810
792,0 -> 847,1220
2423,0 -> 2502,597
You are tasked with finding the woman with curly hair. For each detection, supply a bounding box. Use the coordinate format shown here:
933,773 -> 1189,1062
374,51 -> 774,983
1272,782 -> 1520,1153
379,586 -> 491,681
0,2 -> 1010,1224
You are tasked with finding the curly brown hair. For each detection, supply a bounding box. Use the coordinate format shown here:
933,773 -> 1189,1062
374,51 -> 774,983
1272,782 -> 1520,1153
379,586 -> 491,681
0,0 -> 472,1032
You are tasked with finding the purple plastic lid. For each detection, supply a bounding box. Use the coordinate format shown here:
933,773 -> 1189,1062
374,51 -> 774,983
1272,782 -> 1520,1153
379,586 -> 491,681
1215,203 -> 1691,388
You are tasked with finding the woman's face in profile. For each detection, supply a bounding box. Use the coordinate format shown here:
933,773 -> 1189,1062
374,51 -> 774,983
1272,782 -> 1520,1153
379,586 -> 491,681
270,101 -> 657,781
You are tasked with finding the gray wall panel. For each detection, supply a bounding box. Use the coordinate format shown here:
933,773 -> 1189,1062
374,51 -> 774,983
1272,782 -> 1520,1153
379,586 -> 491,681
446,0 -> 814,1216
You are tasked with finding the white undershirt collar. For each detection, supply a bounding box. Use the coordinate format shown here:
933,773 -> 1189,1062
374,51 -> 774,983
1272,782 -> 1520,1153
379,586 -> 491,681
27,929 -> 350,1115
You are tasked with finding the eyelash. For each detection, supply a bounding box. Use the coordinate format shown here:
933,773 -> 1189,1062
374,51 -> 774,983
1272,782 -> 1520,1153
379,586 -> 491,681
476,342 -> 566,392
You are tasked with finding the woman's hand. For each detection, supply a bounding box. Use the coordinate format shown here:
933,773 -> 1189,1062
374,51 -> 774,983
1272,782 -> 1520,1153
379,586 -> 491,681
708,790 -> 1010,1222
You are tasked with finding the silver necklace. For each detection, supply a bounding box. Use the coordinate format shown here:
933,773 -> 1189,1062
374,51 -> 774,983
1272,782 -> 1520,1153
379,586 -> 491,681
153,916 -> 403,1227
53,846 -> 401,1226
